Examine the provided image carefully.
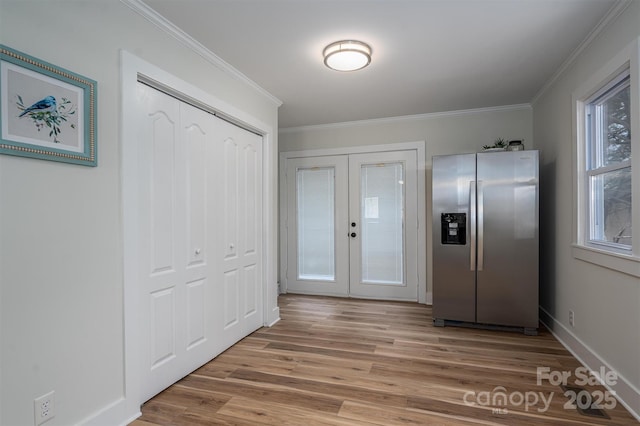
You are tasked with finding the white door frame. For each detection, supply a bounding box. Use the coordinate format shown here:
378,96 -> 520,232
279,141 -> 427,304
121,51 -> 279,417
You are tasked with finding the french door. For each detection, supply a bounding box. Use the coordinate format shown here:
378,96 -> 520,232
286,155 -> 349,296
285,150 -> 418,301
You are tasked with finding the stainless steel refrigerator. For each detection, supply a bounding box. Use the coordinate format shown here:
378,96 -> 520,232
432,150 -> 539,334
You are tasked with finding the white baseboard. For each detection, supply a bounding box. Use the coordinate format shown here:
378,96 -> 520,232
426,291 -> 433,305
267,306 -> 281,327
77,396 -> 141,426
539,307 -> 640,422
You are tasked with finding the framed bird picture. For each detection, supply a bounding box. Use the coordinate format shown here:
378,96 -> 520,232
0,45 -> 97,166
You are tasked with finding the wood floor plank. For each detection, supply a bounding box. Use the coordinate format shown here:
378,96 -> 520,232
133,294 -> 639,425
216,397 -> 377,426
129,420 -> 161,426
339,400 -> 491,426
229,368 -> 408,407
180,374 -> 344,414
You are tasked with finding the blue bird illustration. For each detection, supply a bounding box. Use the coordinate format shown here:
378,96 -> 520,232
19,96 -> 56,117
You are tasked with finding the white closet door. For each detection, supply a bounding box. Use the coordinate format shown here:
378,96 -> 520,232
214,117 -> 264,348
180,101 -> 221,366
136,82 -> 263,402
137,83 -> 187,402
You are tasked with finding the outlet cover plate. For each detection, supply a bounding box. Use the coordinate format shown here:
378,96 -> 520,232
34,391 -> 55,425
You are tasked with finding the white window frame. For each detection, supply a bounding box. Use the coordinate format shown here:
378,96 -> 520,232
585,71 -> 631,250
572,37 -> 640,277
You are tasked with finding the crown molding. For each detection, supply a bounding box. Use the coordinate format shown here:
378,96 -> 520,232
279,103 -> 531,134
531,0 -> 634,105
120,0 -> 283,107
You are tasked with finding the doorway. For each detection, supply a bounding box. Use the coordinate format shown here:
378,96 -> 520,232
280,144 -> 425,302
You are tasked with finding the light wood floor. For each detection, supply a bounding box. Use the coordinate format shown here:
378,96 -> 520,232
131,294 -> 638,425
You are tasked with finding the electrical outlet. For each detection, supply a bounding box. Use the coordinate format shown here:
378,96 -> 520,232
569,310 -> 575,327
34,391 -> 55,425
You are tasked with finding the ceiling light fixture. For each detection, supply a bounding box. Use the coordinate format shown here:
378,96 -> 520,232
323,40 -> 372,72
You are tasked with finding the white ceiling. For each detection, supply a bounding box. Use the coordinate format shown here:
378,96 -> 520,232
142,0 -> 618,129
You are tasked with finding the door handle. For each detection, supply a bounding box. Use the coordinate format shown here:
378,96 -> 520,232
470,181 -> 476,271
350,232 -> 357,238
477,180 -> 484,271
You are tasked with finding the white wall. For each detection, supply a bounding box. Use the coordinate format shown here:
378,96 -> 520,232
0,1 -> 279,425
280,106 -> 532,155
279,105 -> 534,300
533,0 -> 640,417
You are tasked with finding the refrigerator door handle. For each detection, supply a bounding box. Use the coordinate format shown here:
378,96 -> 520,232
469,181 -> 476,271
477,180 -> 484,271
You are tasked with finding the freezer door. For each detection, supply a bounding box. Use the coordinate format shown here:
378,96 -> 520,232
476,151 -> 539,328
432,153 -> 476,322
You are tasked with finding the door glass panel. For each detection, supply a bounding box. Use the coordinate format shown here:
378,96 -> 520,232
589,167 -> 632,247
360,163 -> 404,285
297,167 -> 335,281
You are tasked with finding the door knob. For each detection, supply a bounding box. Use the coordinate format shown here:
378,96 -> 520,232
350,232 -> 357,238
351,222 -> 357,227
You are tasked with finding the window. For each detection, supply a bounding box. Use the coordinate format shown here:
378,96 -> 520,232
584,70 -> 632,251
573,37 -> 640,277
